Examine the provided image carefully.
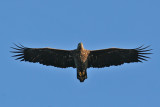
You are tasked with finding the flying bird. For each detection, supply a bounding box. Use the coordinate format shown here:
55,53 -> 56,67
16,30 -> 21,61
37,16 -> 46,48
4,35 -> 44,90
11,43 -> 152,82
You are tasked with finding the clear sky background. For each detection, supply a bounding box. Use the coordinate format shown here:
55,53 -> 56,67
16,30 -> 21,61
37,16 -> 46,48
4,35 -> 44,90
0,0 -> 160,107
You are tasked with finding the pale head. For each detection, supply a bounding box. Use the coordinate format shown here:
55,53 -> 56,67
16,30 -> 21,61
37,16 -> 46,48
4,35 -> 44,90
77,42 -> 84,50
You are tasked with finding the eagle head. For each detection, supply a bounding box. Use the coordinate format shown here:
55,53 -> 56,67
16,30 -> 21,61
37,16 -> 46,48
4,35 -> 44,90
77,42 -> 84,50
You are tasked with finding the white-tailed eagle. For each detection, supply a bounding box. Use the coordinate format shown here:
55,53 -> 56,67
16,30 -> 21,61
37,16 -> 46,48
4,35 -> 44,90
11,43 -> 152,82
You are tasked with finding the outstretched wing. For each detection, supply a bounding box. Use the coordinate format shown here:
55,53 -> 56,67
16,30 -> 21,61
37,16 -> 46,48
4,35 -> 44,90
11,44 -> 75,68
88,45 -> 152,68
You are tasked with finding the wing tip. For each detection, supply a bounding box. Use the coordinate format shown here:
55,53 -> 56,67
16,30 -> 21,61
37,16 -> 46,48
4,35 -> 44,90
136,45 -> 152,62
10,43 -> 26,61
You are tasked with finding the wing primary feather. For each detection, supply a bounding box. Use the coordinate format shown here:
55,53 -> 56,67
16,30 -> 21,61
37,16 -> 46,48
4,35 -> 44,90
13,43 -> 23,49
15,56 -> 24,60
137,45 -> 151,50
138,55 -> 150,58
138,49 -> 152,52
18,43 -> 25,47
136,45 -> 144,49
12,54 -> 24,57
138,59 -> 143,62
20,59 -> 25,61
138,57 -> 148,61
138,52 -> 152,54
10,47 -> 23,50
10,51 -> 23,53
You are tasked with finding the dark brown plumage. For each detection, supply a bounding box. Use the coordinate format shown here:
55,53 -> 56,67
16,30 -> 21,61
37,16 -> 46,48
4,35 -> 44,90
11,43 -> 152,82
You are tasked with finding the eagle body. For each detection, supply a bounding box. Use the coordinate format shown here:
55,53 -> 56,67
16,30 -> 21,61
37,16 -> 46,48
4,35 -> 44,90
11,43 -> 152,82
73,43 -> 90,82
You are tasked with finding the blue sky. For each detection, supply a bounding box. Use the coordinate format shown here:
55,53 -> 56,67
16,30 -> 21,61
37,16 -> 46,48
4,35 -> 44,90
0,0 -> 160,107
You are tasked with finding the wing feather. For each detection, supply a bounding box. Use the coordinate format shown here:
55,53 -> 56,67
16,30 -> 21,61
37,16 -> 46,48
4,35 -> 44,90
11,44 -> 75,68
88,46 -> 152,68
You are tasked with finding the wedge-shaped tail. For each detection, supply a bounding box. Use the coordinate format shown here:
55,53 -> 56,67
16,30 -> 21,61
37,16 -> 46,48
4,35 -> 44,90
77,70 -> 87,82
